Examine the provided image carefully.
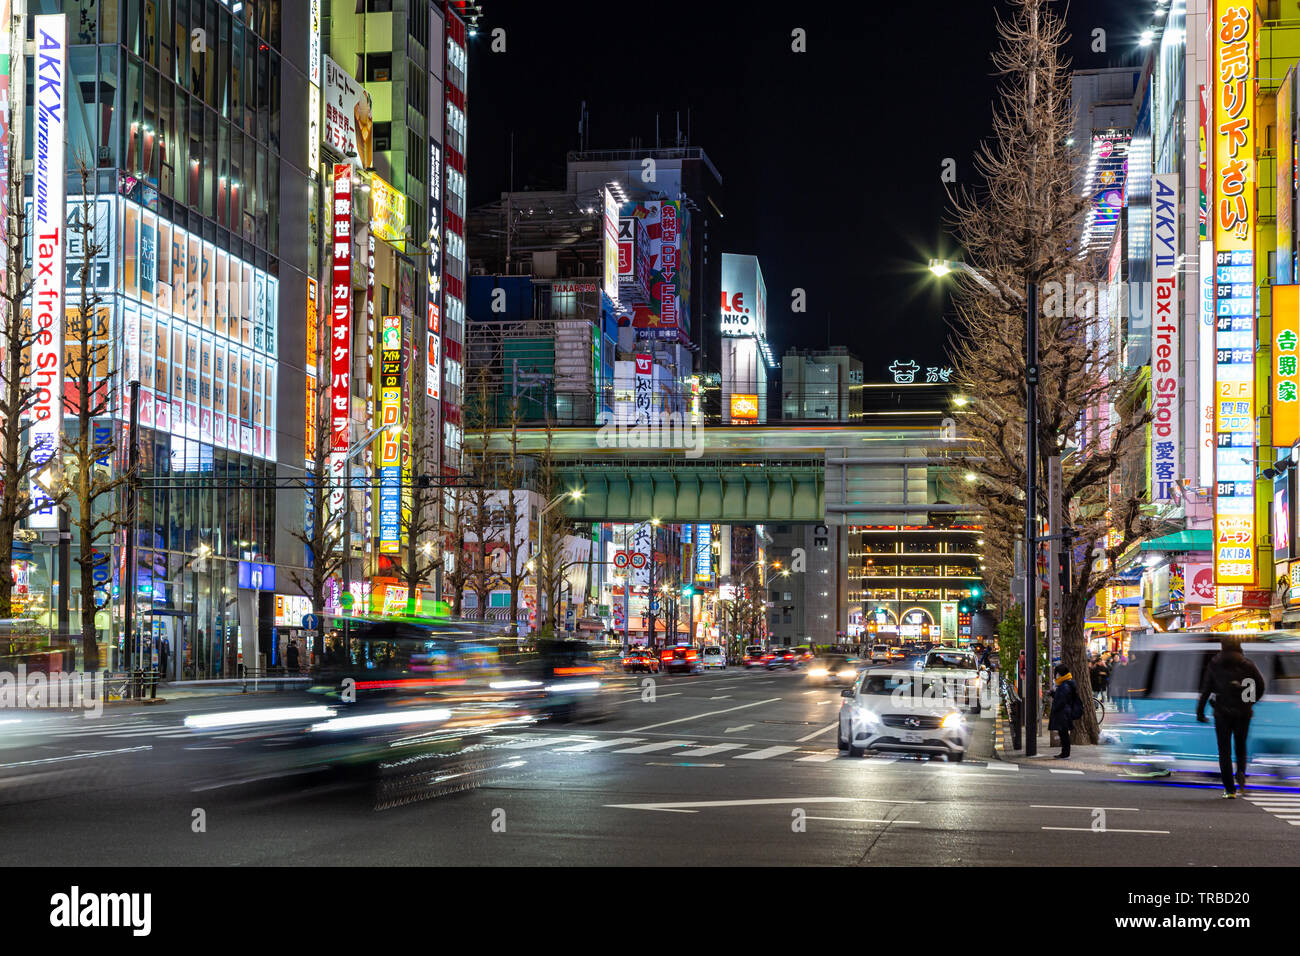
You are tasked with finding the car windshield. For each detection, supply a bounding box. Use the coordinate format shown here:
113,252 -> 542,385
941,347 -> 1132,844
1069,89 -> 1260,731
746,646 -> 762,655
859,674 -> 951,698
926,652 -> 975,669
703,646 -> 721,655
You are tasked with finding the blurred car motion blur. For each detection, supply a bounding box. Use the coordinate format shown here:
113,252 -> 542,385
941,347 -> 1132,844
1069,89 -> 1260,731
1106,632 -> 1300,777
806,654 -> 862,686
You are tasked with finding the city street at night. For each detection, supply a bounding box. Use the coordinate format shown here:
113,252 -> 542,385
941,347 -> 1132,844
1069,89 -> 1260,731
3,668 -> 1297,867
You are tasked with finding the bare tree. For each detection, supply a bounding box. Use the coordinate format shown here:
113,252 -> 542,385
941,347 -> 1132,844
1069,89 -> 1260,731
63,168 -> 133,671
288,300 -> 342,663
443,491 -> 470,618
499,396 -> 529,635
0,148 -> 65,616
396,399 -> 443,614
460,375 -> 504,620
535,415 -> 582,635
948,0 -> 1155,743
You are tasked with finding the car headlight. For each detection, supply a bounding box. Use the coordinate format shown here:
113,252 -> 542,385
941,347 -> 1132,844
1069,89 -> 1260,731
808,667 -> 828,677
853,706 -> 880,726
837,669 -> 855,679
941,711 -> 964,729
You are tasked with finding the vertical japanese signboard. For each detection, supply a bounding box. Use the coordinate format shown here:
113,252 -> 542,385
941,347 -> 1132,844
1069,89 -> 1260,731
1151,173 -> 1179,502
602,187 -> 619,304
305,275 -> 318,464
634,352 -> 653,425
378,314 -> 402,552
28,15 -> 68,530
1274,285 -> 1300,447
695,524 -> 713,584
1212,1 -> 1256,587
329,164 -> 353,519
426,140 -> 443,402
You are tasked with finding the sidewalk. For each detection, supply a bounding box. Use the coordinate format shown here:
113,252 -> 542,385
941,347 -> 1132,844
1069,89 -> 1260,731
105,676 -> 313,706
991,707 -> 1151,774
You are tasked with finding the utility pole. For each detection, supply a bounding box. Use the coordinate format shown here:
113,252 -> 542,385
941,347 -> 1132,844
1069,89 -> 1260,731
123,380 -> 140,693
1024,282 -> 1040,757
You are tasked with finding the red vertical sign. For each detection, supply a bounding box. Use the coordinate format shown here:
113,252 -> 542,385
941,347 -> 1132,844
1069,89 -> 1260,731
330,164 -> 353,516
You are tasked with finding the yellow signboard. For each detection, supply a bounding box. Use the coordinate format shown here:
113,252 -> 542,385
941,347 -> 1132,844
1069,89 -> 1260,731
369,175 -> 407,245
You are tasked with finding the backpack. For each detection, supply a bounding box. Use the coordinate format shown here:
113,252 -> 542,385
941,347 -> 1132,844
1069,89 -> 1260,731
1068,682 -> 1084,721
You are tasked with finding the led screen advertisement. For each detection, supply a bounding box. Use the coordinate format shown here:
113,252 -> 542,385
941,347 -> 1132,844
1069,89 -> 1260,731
617,215 -> 650,305
378,314 -> 403,552
27,14 -> 68,530
720,253 -> 767,338
1212,0 -> 1257,587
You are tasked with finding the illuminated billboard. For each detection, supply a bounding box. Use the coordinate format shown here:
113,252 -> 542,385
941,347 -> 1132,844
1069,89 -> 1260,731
729,393 -> 759,421
378,314 -> 402,552
370,175 -> 407,245
1275,286 -> 1300,447
622,200 -> 687,334
720,253 -> 767,339
330,164 -> 354,519
617,215 -> 650,305
323,56 -> 374,170
27,14 -> 68,530
602,187 -> 619,304
1150,173 -> 1179,502
1212,0 -> 1257,587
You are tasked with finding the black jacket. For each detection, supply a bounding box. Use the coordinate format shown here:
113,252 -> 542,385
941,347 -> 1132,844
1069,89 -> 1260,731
1197,652 -> 1266,720
1048,677 -> 1080,732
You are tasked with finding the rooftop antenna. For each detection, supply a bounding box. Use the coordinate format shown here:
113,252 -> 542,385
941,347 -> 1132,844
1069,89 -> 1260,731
578,100 -> 586,150
655,113 -> 660,149
676,111 -> 681,146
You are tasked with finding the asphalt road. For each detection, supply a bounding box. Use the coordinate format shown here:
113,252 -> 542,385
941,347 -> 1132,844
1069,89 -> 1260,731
1,666 -> 1297,866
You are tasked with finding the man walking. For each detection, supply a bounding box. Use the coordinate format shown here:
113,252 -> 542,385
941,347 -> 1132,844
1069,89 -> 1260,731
1197,638 -> 1266,798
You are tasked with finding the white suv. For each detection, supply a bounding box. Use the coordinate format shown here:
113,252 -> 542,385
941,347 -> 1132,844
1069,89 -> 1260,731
838,670 -> 971,760
701,645 -> 726,669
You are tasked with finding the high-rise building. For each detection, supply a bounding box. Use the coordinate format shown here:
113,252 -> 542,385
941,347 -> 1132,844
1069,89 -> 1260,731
780,347 -> 863,421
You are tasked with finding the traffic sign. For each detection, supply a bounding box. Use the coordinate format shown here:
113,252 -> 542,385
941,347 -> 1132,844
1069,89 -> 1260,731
650,601 -> 661,614
614,551 -> 630,569
302,614 -> 318,630
630,553 -> 647,569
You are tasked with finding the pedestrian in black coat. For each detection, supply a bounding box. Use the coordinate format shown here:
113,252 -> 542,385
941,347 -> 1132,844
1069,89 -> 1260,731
1048,663 -> 1081,758
287,639 -> 300,675
1197,638 -> 1266,797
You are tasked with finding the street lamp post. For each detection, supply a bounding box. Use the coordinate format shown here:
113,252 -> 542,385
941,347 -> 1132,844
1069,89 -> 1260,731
929,257 -> 1038,755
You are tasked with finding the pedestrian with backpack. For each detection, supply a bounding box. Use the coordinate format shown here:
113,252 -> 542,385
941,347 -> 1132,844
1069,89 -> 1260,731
1048,663 -> 1083,759
1197,637 -> 1266,798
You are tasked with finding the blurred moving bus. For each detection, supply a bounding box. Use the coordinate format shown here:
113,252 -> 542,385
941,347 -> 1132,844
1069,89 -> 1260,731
1107,632 -> 1300,776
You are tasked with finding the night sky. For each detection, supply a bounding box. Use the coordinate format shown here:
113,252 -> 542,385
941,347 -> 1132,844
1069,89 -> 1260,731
467,0 -> 1147,380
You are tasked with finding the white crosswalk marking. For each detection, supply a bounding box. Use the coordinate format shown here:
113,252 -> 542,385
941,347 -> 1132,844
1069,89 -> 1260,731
1049,769 -> 1084,775
796,751 -> 839,763
983,762 -> 1019,771
674,743 -> 747,758
1245,793 -> 1300,827
553,738 -> 644,753
734,746 -> 801,760
498,736 -> 586,750
615,740 -> 695,754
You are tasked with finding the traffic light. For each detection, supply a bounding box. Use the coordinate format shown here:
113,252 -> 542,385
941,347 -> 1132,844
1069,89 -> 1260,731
682,585 -> 695,598
970,585 -> 982,600
1057,550 -> 1072,597
959,601 -> 970,615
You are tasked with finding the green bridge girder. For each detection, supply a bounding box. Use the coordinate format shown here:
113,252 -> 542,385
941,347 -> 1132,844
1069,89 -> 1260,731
472,425 -> 979,524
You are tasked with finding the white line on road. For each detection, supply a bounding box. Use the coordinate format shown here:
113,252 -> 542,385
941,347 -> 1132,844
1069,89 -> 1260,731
1049,769 -> 1085,775
626,698 -> 782,733
498,736 -> 587,750
735,745 -> 801,760
1041,827 -> 1169,834
796,752 -> 839,763
708,696 -> 731,700
674,743 -> 747,757
790,723 -> 832,743
1030,805 -> 1140,811
0,745 -> 152,768
554,738 -> 644,753
982,762 -> 1019,771
605,796 -> 872,813
724,724 -> 754,734
614,692 -> 681,705
614,739 -> 696,754
805,816 -> 920,825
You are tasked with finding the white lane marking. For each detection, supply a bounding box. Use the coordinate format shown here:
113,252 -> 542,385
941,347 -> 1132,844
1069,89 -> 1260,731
553,738 -> 644,753
804,816 -> 920,825
735,745 -> 801,760
724,724 -> 754,734
797,722 -> 838,743
1030,805 -> 1140,811
1049,769 -> 1084,775
626,698 -> 782,733
605,796 -> 865,813
982,762 -> 1019,771
1040,826 -> 1169,834
498,736 -> 587,750
0,745 -> 152,768
614,739 -> 696,754
869,755 -> 899,764
796,752 -> 839,763
613,692 -> 681,705
674,743 -> 747,757
645,762 -> 726,768
708,696 -> 731,700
